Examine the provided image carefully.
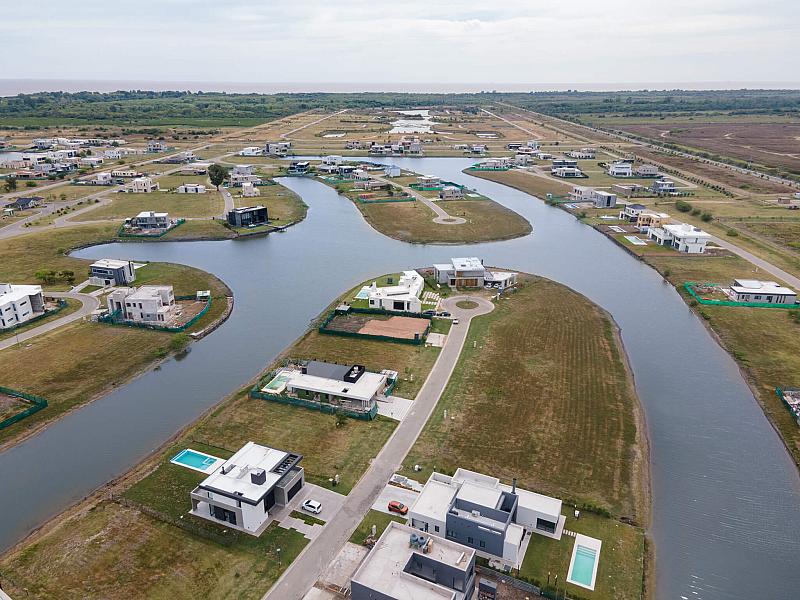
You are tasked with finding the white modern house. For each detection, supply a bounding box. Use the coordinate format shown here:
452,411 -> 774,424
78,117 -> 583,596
241,181 -> 260,197
351,521 -> 477,600
106,285 -> 175,324
0,283 -> 45,329
128,176 -> 159,193
433,258 -> 486,288
607,162 -> 633,177
176,183 -> 206,194
79,157 -> 104,168
384,165 -> 401,178
568,186 -> 594,203
367,270 -> 425,313
635,164 -> 660,177
190,441 -> 305,535
111,169 -> 139,178
552,166 -> 584,178
131,211 -> 170,230
727,280 -> 797,305
408,469 -> 565,569
651,179 -> 677,194
593,190 -> 617,208
147,140 -> 167,152
417,175 -> 441,188
648,222 -> 711,253
265,141 -> 292,156
239,146 -> 263,156
439,185 -> 464,200
568,147 -> 596,159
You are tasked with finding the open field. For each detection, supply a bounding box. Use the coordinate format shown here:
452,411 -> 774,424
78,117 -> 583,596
231,181 -> 308,226
644,253 -> 800,467
0,298 -> 80,342
72,190 -> 224,221
160,218 -> 235,240
734,220 -> 800,253
404,275 -> 647,521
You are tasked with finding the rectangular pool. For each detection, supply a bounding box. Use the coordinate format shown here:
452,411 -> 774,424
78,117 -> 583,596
566,534 -> 602,591
170,448 -> 224,474
354,286 -> 370,300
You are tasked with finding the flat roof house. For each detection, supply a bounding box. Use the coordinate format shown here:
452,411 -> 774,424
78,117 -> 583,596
351,521 -> 477,600
239,146 -> 263,156
635,210 -> 670,232
229,172 -> 262,186
89,259 -> 136,286
385,165 -> 401,178
551,158 -> 578,171
241,181 -> 260,197
568,186 -> 594,203
0,283 -> 45,330
368,270 -> 425,313
147,140 -> 167,152
417,175 -> 441,188
263,360 -> 391,415
635,164 -> 660,177
128,176 -> 159,193
107,285 -> 175,324
439,185 -> 464,200
618,203 -> 646,221
227,205 -> 268,228
190,441 -> 304,535
648,222 -> 711,253
433,258 -> 485,288
552,166 -> 584,178
607,162 -> 633,177
176,183 -> 206,194
266,141 -> 292,156
593,190 -> 617,208
651,179 -> 677,194
728,279 -> 797,305
131,211 -> 170,230
408,469 -> 565,570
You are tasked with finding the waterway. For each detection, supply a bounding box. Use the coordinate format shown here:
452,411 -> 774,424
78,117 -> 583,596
1,157 -> 799,600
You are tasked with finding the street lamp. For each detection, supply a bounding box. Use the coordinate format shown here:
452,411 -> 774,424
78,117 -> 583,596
277,547 -> 281,566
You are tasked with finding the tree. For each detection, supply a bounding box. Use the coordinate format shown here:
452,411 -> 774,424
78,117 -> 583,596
59,270 -> 75,285
35,269 -> 57,285
207,163 -> 227,189
4,176 -> 17,193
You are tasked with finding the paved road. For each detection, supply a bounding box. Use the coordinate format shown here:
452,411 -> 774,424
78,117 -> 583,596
263,295 -> 495,600
280,109 -> 349,139
0,291 -> 99,352
219,186 -> 235,217
709,235 -> 800,289
373,174 -> 466,225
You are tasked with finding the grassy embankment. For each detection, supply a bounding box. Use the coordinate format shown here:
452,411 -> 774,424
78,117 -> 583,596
0,224 -> 231,450
401,275 -> 648,600
230,181 -> 309,230
318,172 -> 531,244
0,273 -> 443,598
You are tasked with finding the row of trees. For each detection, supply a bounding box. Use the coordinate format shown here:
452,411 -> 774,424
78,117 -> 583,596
35,270 -> 75,285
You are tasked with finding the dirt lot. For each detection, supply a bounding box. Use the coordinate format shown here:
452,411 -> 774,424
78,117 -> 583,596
621,122 -> 800,174
0,392 -> 28,423
172,299 -> 207,327
324,313 -> 429,340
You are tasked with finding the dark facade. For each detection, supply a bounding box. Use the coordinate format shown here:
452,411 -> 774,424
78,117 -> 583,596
444,491 -> 517,559
227,206 -> 268,228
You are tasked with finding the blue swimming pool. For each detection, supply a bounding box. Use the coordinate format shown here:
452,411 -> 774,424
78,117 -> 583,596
170,449 -> 223,473
569,545 -> 597,588
354,287 -> 370,300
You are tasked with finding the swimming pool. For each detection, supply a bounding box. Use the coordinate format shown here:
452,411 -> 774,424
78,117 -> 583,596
354,286 -> 370,300
170,449 -> 224,473
566,534 -> 602,591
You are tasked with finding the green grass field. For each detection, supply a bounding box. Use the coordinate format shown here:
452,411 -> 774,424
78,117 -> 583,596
72,190 -> 224,221
0,298 -> 80,342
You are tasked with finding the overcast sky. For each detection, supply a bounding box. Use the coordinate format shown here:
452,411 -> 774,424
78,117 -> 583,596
3,0 -> 798,89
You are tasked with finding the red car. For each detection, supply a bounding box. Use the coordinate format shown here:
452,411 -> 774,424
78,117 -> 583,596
388,500 -> 408,515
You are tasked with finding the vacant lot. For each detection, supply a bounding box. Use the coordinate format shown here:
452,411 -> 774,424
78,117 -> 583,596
621,122 -> 800,175
72,190 -> 224,220
405,275 -> 647,520
467,167 -> 573,199
232,181 -> 308,227
736,220 -> 800,253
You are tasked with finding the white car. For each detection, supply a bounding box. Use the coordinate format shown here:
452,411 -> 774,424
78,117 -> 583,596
452,318 -> 459,325
302,499 -> 322,514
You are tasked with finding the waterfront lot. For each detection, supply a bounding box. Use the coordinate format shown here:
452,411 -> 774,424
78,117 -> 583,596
72,190 -> 224,220
231,181 -> 308,227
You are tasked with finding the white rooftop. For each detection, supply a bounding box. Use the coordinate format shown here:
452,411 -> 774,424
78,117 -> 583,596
351,522 -> 474,600
90,258 -> 130,269
731,279 -> 796,295
199,441 -> 291,502
136,211 -> 168,218
456,481 -> 502,508
368,271 -> 424,302
409,477 -> 458,524
663,223 -> 711,239
0,283 -> 43,303
276,367 -> 386,402
126,285 -> 172,302
451,257 -> 484,271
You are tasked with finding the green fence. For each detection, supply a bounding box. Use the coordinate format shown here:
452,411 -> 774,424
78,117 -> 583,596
354,196 -> 415,205
319,307 -> 432,345
1,299 -> 67,334
466,166 -> 512,172
684,282 -> 799,309
99,295 -> 211,332
776,387 -> 800,425
117,219 -> 186,239
0,386 -> 48,431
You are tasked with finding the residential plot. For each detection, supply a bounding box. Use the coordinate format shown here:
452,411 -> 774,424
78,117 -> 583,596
72,190 -> 224,221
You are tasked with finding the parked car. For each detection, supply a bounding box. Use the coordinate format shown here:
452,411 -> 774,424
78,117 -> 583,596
438,311 -> 451,317
388,500 -> 408,515
422,310 -> 436,316
452,318 -> 459,325
302,499 -> 322,514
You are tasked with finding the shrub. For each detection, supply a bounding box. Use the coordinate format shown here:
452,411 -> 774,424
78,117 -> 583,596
169,333 -> 190,352
726,229 -> 739,237
691,208 -> 701,216
701,212 -> 713,222
675,199 -> 692,213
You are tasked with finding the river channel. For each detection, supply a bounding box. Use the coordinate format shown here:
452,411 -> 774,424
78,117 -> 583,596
1,157 -> 798,599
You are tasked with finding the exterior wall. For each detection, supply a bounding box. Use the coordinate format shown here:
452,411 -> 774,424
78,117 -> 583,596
732,291 -> 797,304
0,290 -> 44,329
90,264 -> 135,285
445,512 -> 506,558
409,513 -> 447,537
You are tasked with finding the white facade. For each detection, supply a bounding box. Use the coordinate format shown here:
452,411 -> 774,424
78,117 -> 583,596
0,283 -> 45,329
417,175 -> 440,187
552,166 -> 584,178
131,211 -> 170,230
593,190 -> 617,208
433,257 -> 485,287
635,164 -> 660,177
128,177 -> 159,193
651,179 -> 677,194
229,172 -> 262,186
648,223 -> 711,253
568,186 -> 594,203
438,185 -> 464,200
728,280 -> 797,304
106,285 -> 175,324
176,183 -> 206,194
111,169 -> 138,178
384,165 -> 401,178
238,146 -> 263,156
241,181 -> 260,197
607,162 -> 633,177
368,270 -> 425,312
80,157 -> 104,168
147,140 -> 167,152
266,141 -> 292,156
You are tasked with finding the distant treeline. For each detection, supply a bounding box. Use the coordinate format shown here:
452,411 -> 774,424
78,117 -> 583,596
0,89 -> 797,127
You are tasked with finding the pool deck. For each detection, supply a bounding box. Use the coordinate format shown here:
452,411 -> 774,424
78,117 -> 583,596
566,533 -> 602,591
170,448 -> 225,474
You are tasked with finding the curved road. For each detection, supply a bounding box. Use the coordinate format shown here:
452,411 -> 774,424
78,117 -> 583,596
0,291 -> 99,352
263,295 -> 495,600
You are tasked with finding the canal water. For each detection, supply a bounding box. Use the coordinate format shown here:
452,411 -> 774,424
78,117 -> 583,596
1,157 -> 798,599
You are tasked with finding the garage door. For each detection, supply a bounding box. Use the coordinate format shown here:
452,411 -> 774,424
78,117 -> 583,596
287,479 -> 303,502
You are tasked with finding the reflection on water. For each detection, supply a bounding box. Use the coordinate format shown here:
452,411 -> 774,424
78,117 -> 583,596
390,109 -> 436,134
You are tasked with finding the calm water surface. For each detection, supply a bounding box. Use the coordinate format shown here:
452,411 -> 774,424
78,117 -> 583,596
1,158 -> 798,599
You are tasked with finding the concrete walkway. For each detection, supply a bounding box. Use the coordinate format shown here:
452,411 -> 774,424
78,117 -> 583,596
0,291 -> 99,352
262,295 -> 494,600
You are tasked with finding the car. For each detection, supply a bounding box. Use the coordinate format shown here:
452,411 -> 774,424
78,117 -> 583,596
422,309 -> 436,316
452,318 -> 459,325
301,499 -> 322,514
388,500 -> 408,515
438,311 -> 451,317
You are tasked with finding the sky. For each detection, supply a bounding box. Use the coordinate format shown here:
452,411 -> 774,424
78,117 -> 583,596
3,0 -> 799,90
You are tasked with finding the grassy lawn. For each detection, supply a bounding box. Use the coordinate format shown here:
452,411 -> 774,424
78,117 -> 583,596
72,190 -> 224,221
467,168 -> 573,199
349,509 -> 405,545
0,298 -> 80,342
160,218 -> 235,240
232,181 -> 308,227
519,512 -> 646,600
405,275 -> 648,521
646,253 -> 800,466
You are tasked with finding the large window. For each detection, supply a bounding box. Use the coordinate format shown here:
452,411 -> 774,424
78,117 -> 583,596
536,518 -> 556,535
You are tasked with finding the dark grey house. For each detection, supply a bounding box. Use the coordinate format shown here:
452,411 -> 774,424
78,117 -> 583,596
6,196 -> 43,210
89,258 -> 136,285
227,205 -> 268,228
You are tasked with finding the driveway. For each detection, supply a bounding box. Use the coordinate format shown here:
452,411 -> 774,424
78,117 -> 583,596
370,482 -> 419,516
263,295 -> 495,600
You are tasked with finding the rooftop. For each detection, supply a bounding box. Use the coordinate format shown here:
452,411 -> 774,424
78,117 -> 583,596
136,211 -> 168,218
351,522 -> 474,600
451,257 -> 484,271
90,258 -> 130,270
410,476 -> 459,524
663,223 -> 711,239
0,283 -> 43,303
199,441 -> 301,504
731,279 -> 796,295
277,368 -> 386,402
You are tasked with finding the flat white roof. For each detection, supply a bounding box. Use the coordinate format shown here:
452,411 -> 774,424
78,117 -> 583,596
126,285 -> 172,301
0,283 -> 42,303
663,223 -> 711,239
199,441 -> 291,503
410,477 -> 458,524
731,279 -> 795,295
136,211 -> 168,218
484,270 -> 517,283
499,485 -> 563,520
457,481 -> 502,508
90,258 -> 130,269
351,522 -> 473,600
368,271 -> 424,302
278,368 -> 386,402
451,257 -> 484,271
